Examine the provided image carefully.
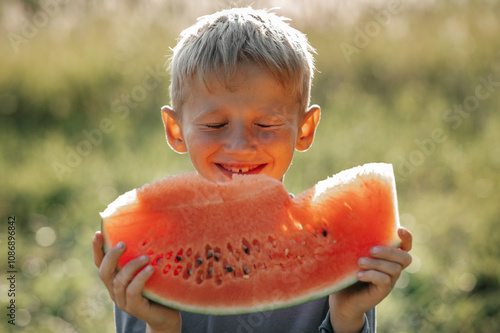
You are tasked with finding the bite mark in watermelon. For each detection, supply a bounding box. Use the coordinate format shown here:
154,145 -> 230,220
100,163 -> 400,315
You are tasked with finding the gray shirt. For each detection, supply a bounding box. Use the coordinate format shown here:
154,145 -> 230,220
114,299 -> 376,333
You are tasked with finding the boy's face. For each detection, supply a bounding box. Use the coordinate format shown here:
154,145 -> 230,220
162,64 -> 320,183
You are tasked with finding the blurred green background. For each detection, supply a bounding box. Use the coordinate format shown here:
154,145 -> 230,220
1,0 -> 499,332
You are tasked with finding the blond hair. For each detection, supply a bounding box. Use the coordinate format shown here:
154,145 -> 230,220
168,7 -> 316,117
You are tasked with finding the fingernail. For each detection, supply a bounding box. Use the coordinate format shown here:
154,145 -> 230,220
145,265 -> 153,273
371,247 -> 380,255
357,271 -> 364,278
117,241 -> 125,249
140,255 -> 148,261
359,257 -> 370,267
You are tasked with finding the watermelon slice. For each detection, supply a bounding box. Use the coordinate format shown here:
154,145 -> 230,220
100,163 -> 400,315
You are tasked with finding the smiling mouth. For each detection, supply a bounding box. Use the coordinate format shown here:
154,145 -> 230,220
217,163 -> 266,175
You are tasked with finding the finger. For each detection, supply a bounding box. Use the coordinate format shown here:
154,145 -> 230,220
98,241 -> 126,289
370,246 -> 412,269
357,269 -> 392,291
123,265 -> 155,313
93,231 -> 105,268
113,255 -> 150,308
398,227 -> 413,252
358,257 -> 403,278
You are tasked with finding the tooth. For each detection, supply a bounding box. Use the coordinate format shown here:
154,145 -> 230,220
222,165 -> 255,173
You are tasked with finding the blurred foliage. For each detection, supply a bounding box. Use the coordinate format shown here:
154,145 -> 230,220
1,0 -> 499,332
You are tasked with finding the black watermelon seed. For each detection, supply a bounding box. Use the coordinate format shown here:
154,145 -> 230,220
195,258 -> 203,266
243,246 -> 250,255
322,229 -> 327,237
225,266 -> 234,273
207,249 -> 214,259
243,266 -> 249,275
176,255 -> 182,262
208,268 -> 214,276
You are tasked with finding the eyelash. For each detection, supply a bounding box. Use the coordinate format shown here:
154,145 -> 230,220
256,124 -> 273,128
206,123 -> 227,129
205,122 -> 277,129
205,122 -> 278,129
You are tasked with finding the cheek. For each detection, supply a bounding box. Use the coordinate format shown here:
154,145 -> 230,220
255,130 -> 276,145
260,126 -> 297,144
186,132 -> 221,151
257,129 -> 297,158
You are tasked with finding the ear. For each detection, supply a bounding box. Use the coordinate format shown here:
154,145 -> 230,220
296,105 -> 321,152
161,105 -> 187,153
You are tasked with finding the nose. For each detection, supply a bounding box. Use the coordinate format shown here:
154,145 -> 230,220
223,124 -> 258,154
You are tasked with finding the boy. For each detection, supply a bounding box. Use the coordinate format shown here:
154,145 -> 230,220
93,7 -> 412,333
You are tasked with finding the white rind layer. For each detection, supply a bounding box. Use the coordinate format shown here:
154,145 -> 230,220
99,189 -> 138,220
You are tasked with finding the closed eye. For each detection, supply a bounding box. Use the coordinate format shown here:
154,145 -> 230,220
256,122 -> 284,128
255,117 -> 285,128
205,123 -> 227,129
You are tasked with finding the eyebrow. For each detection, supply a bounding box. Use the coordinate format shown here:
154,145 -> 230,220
191,108 -> 226,122
190,100 -> 296,122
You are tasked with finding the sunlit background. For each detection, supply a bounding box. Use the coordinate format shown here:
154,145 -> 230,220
1,0 -> 499,332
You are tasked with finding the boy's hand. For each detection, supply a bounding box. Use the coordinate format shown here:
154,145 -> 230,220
328,227 -> 412,333
93,232 -> 182,333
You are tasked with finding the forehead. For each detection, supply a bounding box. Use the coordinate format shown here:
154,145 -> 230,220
195,63 -> 280,91
183,64 -> 300,115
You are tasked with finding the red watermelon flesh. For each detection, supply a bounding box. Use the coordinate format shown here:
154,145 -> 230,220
100,163 -> 400,315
